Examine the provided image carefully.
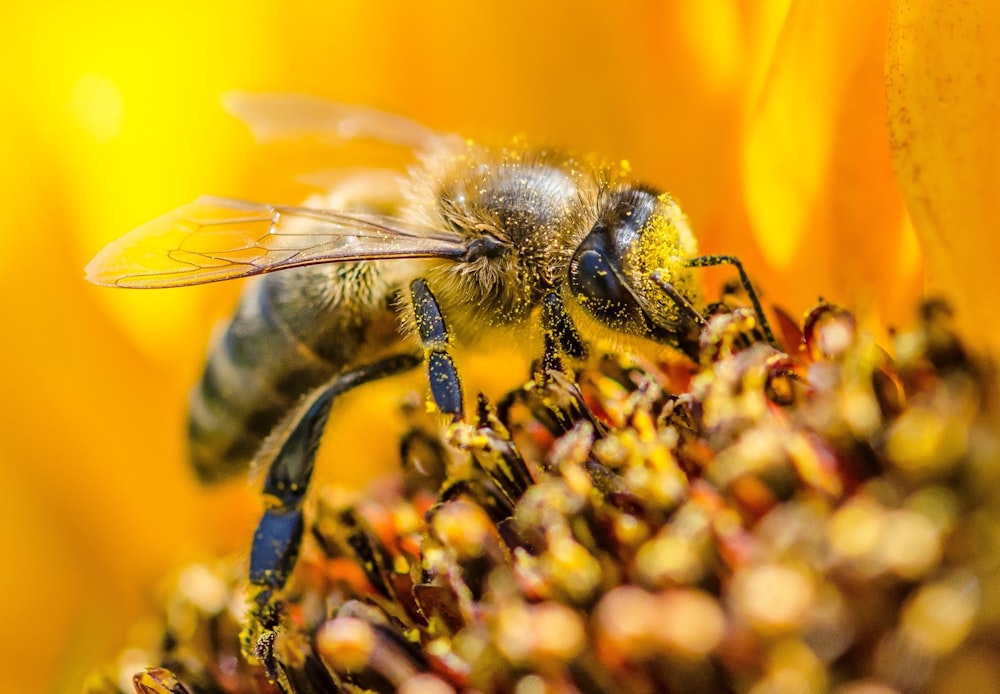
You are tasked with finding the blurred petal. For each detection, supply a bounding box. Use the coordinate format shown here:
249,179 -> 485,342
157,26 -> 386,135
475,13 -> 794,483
743,1 -> 921,327
887,0 -> 1000,350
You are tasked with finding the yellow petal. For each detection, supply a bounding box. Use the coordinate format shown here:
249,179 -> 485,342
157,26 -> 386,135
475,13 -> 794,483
887,0 -> 1000,352
743,1 -> 921,327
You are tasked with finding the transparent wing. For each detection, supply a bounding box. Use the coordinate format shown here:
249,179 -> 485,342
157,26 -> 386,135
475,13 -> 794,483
222,92 -> 454,151
85,196 -> 469,288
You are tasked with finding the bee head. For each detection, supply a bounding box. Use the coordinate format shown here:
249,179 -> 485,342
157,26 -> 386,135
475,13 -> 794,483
568,186 -> 703,346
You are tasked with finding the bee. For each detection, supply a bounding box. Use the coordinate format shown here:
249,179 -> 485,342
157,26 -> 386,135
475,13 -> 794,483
86,94 -> 773,594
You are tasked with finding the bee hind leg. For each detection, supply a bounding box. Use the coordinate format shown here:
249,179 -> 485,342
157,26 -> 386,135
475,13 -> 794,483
244,353 -> 421,676
249,353 -> 423,590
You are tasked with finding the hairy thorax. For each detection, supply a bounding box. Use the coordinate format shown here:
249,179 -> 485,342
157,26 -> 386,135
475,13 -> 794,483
408,144 -> 595,340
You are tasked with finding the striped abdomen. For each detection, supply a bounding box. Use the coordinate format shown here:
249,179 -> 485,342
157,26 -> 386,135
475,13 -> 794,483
187,261 -> 411,482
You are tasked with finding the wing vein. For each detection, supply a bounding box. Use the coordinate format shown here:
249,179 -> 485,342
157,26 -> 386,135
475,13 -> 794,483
85,196 -> 471,289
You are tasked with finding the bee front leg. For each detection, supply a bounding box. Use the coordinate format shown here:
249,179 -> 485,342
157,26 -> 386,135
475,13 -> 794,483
410,279 -> 464,419
540,292 -> 586,377
684,255 -> 777,346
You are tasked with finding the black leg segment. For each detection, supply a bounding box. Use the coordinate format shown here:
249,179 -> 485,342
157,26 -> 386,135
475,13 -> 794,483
537,292 -> 586,381
250,507 -> 305,588
542,292 -> 587,360
427,352 -> 463,416
410,279 -> 464,418
249,353 -> 421,589
685,255 -> 777,346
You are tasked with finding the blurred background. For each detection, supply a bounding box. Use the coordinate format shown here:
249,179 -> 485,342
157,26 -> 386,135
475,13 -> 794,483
0,2 -> 927,691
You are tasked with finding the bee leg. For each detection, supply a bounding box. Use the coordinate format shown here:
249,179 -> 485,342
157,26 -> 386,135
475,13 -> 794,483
540,291 -> 587,376
684,255 -> 778,347
410,279 -> 464,418
250,353 -> 423,590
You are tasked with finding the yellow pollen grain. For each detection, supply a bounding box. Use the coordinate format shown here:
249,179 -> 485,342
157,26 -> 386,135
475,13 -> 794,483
632,408 -> 656,443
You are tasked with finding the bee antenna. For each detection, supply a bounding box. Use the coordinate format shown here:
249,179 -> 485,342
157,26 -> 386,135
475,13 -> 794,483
651,271 -> 708,327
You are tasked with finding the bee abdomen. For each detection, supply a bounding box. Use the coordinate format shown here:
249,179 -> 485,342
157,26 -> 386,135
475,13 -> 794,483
188,273 -> 345,482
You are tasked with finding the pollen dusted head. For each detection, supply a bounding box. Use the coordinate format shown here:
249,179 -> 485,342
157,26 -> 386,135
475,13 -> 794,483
567,186 -> 702,345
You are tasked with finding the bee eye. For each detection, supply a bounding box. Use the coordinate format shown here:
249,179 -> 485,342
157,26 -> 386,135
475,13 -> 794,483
571,245 -> 626,304
569,227 -> 644,327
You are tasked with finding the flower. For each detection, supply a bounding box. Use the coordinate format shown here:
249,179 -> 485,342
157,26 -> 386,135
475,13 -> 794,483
91,299 -> 1000,692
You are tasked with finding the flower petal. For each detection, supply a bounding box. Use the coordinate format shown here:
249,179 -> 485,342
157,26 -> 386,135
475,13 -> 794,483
887,0 -> 1000,350
744,1 -> 920,326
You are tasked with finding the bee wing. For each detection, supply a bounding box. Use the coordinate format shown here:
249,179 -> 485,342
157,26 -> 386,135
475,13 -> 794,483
222,92 -> 454,151
85,196 -> 470,288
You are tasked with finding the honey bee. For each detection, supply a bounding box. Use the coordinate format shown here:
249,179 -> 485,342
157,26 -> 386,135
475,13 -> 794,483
86,94 -> 772,592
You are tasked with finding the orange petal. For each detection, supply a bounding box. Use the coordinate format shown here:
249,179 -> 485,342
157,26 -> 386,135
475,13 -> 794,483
887,0 -> 1000,352
743,1 -> 921,327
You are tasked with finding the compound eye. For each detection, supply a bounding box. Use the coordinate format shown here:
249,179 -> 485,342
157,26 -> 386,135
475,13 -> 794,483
569,228 -> 643,328
571,247 -> 627,304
